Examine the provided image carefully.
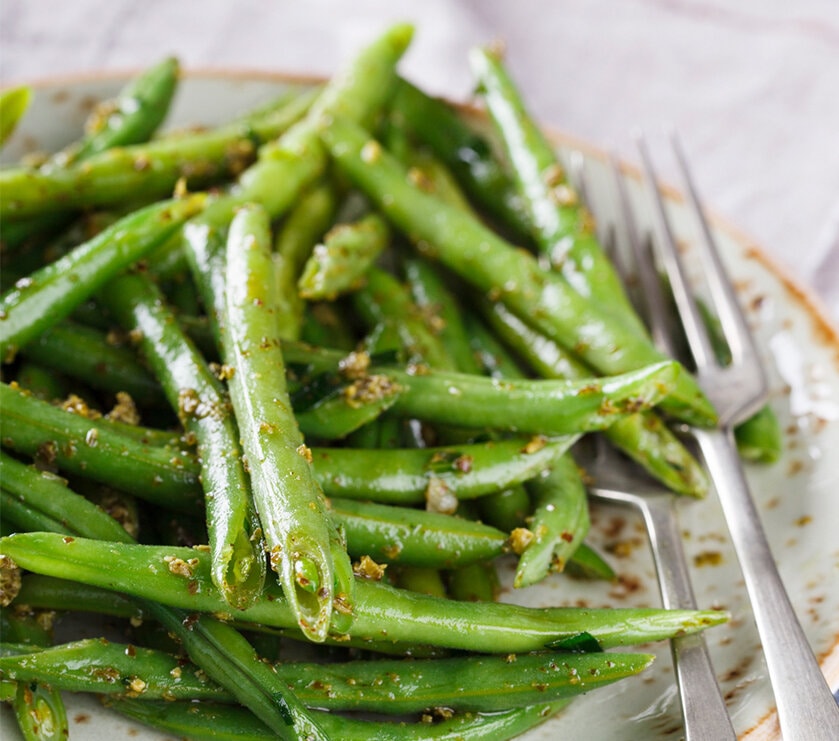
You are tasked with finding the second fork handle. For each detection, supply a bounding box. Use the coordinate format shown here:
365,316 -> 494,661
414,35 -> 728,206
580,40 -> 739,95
697,427 -> 839,740
640,493 -> 737,741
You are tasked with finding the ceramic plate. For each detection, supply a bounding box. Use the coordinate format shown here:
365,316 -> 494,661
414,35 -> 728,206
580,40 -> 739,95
2,73 -> 837,741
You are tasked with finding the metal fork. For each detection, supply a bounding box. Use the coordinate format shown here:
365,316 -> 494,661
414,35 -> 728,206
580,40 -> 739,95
570,152 -> 737,741
634,133 -> 839,740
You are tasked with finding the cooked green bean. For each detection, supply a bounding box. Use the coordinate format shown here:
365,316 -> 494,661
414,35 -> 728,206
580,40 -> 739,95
299,213 -> 390,300
0,533 -> 729,652
292,372 -> 403,440
9,361 -> 67,402
515,455 -> 590,587
221,203 -> 352,641
312,436 -> 574,504
9,668 -> 68,741
0,383 -> 576,506
0,86 -> 31,146
0,451 -> 132,543
565,542 -> 616,581
273,183 -> 338,340
0,195 -> 205,361
331,497 -> 507,567
65,57 -> 180,164
0,637 -> 652,713
471,47 -> 646,338
109,696 -> 572,741
11,574 -> 444,659
352,265 -> 452,368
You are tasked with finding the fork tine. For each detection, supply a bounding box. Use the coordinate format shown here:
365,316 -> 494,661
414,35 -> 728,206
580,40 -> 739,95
636,134 -> 718,369
608,150 -> 677,357
670,132 -> 767,387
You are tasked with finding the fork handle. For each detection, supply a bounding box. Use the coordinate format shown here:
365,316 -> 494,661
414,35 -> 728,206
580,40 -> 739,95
697,427 -> 839,739
639,494 -> 737,741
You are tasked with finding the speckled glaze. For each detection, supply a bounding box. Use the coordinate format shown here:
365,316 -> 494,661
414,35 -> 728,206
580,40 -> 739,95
1,73 -> 837,741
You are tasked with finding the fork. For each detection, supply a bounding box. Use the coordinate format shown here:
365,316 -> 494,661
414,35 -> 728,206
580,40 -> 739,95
570,152 -> 737,741
632,133 -> 839,740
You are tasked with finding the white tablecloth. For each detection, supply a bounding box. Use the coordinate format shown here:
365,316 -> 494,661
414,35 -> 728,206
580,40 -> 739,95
2,0 -> 838,320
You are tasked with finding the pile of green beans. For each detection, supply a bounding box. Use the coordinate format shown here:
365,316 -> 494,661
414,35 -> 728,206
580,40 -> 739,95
1,23 -> 779,741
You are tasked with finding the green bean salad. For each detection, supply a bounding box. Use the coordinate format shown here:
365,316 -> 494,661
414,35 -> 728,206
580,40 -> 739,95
0,23 -> 779,741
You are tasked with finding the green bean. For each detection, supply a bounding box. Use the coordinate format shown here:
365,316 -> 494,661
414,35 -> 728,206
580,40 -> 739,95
0,533 -> 730,652
177,19 -> 414,298
0,584 -> 67,741
286,342 -> 677,437
385,359 -> 680,435
447,562 -> 499,602
61,57 -> 180,165
464,312 -> 545,524
12,574 -> 443,659
0,452 -> 132,543
318,116 -> 717,427
403,256 -> 479,373
298,213 -> 390,300
734,405 -> 782,463
100,272 -> 265,609
0,381 -> 201,511
3,54 -> 181,260
331,497 -> 507,567
312,436 -> 574,504
180,24 -> 414,354
515,455 -> 590,587
0,638 -> 225,703
1,488 -> 74,537
391,79 -> 531,238
273,183 -> 338,340
237,23 -> 414,212
221,203 -> 352,640
0,89 -> 317,222
292,371 -> 403,440
17,320 -> 166,408
109,696 -> 572,741
483,299 -> 710,497
0,637 -> 652,713
290,337 -> 683,436
399,252 -> 529,601
471,47 -> 647,338
393,565 -> 448,597
565,542 -> 616,581
0,86 -> 31,146
0,195 -> 205,362
9,671 -> 68,741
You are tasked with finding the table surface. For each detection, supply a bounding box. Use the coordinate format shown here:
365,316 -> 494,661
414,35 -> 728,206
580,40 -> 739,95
2,0 -> 837,322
